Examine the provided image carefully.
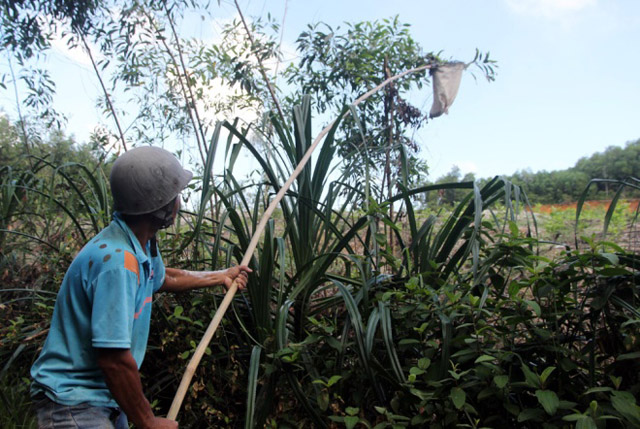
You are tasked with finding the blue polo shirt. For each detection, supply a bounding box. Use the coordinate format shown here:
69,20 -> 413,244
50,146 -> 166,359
30,213 -> 166,407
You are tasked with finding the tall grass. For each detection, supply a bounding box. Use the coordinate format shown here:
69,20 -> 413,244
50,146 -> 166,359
2,103 -> 639,427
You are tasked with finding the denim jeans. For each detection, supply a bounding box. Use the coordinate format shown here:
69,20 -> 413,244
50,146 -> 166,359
33,394 -> 128,429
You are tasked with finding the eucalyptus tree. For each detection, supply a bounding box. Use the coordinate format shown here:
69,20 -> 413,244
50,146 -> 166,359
1,0 -> 278,163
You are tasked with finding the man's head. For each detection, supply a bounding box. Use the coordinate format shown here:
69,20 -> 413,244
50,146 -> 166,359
110,146 -> 192,228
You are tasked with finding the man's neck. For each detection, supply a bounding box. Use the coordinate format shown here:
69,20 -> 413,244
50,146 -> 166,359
126,221 -> 158,255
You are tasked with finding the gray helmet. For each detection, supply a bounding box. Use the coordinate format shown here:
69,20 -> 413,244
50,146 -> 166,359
110,146 -> 192,215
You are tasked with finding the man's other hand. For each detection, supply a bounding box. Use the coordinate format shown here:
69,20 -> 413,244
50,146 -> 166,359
221,265 -> 252,290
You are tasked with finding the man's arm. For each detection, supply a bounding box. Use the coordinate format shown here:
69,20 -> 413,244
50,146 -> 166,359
159,266 -> 251,293
97,348 -> 177,429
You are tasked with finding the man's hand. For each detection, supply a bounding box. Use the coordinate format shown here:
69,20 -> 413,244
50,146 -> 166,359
97,348 -> 161,429
98,349 -> 180,428
221,265 -> 251,290
160,266 -> 252,293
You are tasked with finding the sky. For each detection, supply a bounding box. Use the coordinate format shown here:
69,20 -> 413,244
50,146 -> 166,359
2,0 -> 639,180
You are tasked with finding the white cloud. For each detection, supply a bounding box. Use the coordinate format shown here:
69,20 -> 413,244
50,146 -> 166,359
505,0 -> 596,19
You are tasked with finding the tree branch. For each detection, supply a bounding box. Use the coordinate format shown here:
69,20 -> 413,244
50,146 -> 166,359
234,0 -> 286,125
7,54 -> 32,160
161,2 -> 208,164
81,35 -> 128,151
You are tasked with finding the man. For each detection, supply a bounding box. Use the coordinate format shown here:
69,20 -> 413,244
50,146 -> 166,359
30,146 -> 251,428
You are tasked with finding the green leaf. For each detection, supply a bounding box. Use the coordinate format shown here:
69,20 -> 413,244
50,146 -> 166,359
504,403 -> 520,416
326,336 -> 343,351
508,281 -> 521,298
576,417 -> 598,429
559,400 -> 578,409
374,406 -> 387,414
450,387 -> 466,410
327,375 -> 342,387
398,339 -> 420,346
618,351 -> 640,361
600,252 -> 620,265
517,408 -> 545,422
173,305 -> 184,317
535,389 -> 559,415
610,376 -> 622,390
563,413 -> 587,422
525,299 -> 542,316
317,390 -> 329,411
540,366 -> 556,384
346,406 -> 360,416
409,388 -> 432,401
344,416 -> 360,429
471,386 -> 490,401
584,387 -> 613,395
244,346 -> 261,429
611,391 -> 640,423
599,267 -> 631,276
475,354 -> 495,364
409,367 -> 425,376
522,365 -> 541,389
494,375 -> 509,389
508,220 -> 519,236
418,357 -> 431,370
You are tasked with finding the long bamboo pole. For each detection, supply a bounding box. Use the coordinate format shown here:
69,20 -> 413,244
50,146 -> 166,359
167,62 -> 436,421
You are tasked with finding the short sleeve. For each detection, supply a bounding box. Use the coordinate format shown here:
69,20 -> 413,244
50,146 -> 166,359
91,268 -> 137,348
152,255 -> 166,293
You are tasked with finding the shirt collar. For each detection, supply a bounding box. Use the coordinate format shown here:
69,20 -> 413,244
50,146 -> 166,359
112,212 -> 150,265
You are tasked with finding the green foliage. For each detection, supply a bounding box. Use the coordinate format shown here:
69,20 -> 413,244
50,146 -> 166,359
575,141 -> 640,184
283,18 -> 495,194
0,375 -> 37,428
511,168 -> 592,204
0,119 -> 111,426
511,138 -> 640,204
285,17 -> 431,113
1,0 -> 101,59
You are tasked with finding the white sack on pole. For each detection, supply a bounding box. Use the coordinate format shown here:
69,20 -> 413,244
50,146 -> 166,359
429,62 -> 467,118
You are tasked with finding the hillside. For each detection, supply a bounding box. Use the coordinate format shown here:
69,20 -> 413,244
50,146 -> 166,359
509,138 -> 640,204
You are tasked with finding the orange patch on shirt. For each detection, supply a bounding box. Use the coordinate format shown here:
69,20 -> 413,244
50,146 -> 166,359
124,251 -> 140,284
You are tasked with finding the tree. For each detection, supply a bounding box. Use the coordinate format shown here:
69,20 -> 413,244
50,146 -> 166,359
1,0 -> 279,162
284,18 -> 437,193
510,138 -> 640,204
574,140 -> 640,195
0,0 -> 101,60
